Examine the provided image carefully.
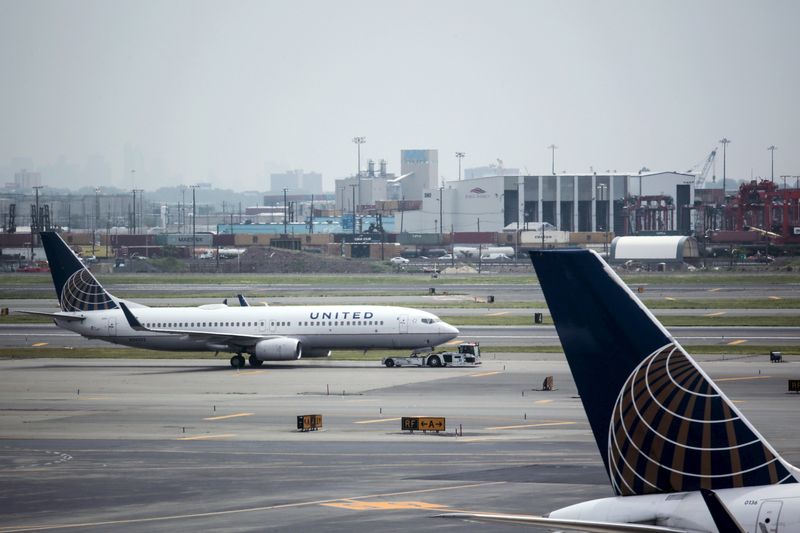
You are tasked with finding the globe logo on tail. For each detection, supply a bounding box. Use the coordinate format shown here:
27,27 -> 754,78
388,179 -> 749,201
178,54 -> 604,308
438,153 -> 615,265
608,343 -> 795,496
60,269 -> 118,311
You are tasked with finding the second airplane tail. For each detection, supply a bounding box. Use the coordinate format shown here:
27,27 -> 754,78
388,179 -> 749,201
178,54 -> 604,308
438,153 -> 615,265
530,249 -> 797,496
40,231 -> 118,312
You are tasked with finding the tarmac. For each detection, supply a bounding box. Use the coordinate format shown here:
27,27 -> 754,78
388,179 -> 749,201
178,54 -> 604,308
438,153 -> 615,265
1,355 -> 799,532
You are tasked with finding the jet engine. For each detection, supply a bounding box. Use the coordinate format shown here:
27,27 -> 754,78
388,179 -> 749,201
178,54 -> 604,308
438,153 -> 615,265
253,338 -> 302,361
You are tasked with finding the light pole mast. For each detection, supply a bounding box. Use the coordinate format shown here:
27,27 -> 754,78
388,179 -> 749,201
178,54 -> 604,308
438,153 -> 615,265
547,144 -> 558,175
32,185 -> 43,261
352,136 -> 366,216
767,145 -> 777,183
190,185 -> 199,259
455,152 -> 465,180
719,138 -> 731,194
283,188 -> 289,235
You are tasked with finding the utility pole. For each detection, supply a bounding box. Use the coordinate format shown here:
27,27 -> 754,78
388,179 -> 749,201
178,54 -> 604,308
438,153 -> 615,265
283,188 -> 289,235
547,144 -> 558,175
131,189 -> 136,234
597,184 -> 608,254
32,185 -> 43,261
455,152 -> 465,180
767,145 -> 777,183
719,138 -> 731,194
93,187 -> 100,256
352,136 -> 366,216
438,186 -> 444,240
190,185 -> 199,259
134,189 -> 143,235
309,194 -> 314,234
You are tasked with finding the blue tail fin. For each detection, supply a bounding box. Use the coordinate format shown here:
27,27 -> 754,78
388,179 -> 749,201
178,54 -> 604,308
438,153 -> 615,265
40,231 -> 118,312
529,249 -> 796,495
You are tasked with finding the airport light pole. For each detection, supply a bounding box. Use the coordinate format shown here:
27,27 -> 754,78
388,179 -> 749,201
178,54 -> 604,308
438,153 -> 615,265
352,136 -> 366,216
597,184 -> 608,254
438,186 -> 444,240
32,185 -> 43,261
719,138 -> 731,194
93,187 -> 100,256
455,152 -> 465,180
134,189 -> 143,235
768,145 -> 777,183
190,185 -> 200,259
547,144 -> 558,175
283,188 -> 289,235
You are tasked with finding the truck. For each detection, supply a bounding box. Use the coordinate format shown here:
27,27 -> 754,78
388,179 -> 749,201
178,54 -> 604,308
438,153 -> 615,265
382,342 -> 481,368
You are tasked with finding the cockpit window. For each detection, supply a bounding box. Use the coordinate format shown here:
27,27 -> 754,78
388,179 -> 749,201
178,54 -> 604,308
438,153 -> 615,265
421,318 -> 440,324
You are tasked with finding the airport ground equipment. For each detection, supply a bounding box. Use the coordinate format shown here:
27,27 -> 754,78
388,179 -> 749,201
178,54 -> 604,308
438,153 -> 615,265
382,342 -> 481,368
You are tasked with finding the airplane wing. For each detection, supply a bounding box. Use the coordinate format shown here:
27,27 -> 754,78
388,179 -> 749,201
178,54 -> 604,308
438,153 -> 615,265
118,301 -> 270,347
437,512 -> 693,532
19,310 -> 86,322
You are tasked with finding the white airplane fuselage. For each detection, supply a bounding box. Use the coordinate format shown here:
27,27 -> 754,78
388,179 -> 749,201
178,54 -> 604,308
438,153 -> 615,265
56,304 -> 459,353
550,483 -> 800,532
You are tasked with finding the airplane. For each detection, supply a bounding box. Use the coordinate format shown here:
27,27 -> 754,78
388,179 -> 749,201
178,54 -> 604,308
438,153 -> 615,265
443,248 -> 798,532
30,231 -> 459,368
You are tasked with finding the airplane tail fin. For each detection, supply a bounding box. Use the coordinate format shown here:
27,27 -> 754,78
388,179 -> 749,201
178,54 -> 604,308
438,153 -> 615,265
529,249 -> 797,496
40,231 -> 118,312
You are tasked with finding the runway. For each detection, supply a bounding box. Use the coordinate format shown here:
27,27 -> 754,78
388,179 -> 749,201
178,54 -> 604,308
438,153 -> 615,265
1,357 -> 799,532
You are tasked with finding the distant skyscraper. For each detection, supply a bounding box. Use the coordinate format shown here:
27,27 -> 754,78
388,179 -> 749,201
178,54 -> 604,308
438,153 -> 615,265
270,170 -> 323,194
14,169 -> 42,190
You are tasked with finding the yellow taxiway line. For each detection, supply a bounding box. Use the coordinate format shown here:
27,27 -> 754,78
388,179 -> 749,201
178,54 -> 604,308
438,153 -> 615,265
470,371 -> 500,378
176,434 -> 236,441
203,413 -> 254,421
486,421 -> 576,430
31,342 -> 49,347
353,417 -> 402,425
716,376 -> 770,382
704,311 -> 726,317
727,339 -> 748,345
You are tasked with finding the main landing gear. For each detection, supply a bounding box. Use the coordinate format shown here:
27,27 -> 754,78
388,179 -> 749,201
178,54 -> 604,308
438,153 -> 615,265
248,355 -> 263,367
230,354 -> 245,368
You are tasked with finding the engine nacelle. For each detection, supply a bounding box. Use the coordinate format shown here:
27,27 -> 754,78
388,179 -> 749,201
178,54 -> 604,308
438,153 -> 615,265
254,338 -> 302,361
302,348 -> 331,358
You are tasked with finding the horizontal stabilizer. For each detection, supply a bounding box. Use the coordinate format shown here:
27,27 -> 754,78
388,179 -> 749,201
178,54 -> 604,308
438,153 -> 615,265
18,310 -> 85,322
437,512 -> 690,532
700,490 -> 745,533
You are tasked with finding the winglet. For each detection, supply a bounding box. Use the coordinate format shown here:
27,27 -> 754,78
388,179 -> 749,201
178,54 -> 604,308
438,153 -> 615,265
237,294 -> 250,307
119,301 -> 147,331
700,490 -> 746,533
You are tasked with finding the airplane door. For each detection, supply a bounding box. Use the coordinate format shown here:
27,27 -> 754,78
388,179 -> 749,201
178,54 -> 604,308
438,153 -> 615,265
269,320 -> 276,333
756,500 -> 783,533
399,315 -> 408,333
107,318 -> 117,336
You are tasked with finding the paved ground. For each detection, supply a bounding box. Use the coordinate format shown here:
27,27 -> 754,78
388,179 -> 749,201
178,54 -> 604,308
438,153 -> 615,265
1,356 -> 799,532
2,323 -> 798,350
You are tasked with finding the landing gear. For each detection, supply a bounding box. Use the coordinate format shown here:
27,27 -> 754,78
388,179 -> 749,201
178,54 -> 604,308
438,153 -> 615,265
248,355 -> 263,367
230,354 -> 245,368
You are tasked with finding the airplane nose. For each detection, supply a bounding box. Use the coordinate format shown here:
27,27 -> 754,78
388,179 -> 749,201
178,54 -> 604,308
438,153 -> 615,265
441,322 -> 460,339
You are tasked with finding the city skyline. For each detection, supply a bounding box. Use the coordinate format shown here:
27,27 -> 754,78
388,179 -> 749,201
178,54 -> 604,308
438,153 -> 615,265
2,1 -> 798,191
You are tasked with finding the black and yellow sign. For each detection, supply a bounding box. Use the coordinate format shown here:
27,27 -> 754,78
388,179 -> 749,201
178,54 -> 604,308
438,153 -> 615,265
402,416 -> 445,432
789,380 -> 800,393
297,414 -> 323,431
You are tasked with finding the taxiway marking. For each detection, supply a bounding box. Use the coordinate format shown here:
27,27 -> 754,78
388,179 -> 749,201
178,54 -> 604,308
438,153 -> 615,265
0,481 -> 505,532
704,311 -> 726,317
353,417 -> 402,425
708,288 -> 722,292
534,399 -> 554,405
322,500 -> 447,511
727,339 -> 748,345
470,371 -> 500,378
716,376 -> 771,382
176,434 -> 236,441
486,311 -> 509,316
769,296 -> 783,300
487,421 -> 576,430
233,370 -> 265,376
203,413 -> 254,421
31,342 -> 48,347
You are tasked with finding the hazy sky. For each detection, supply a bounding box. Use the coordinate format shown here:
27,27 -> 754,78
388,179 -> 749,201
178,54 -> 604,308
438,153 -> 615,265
2,0 -> 798,191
